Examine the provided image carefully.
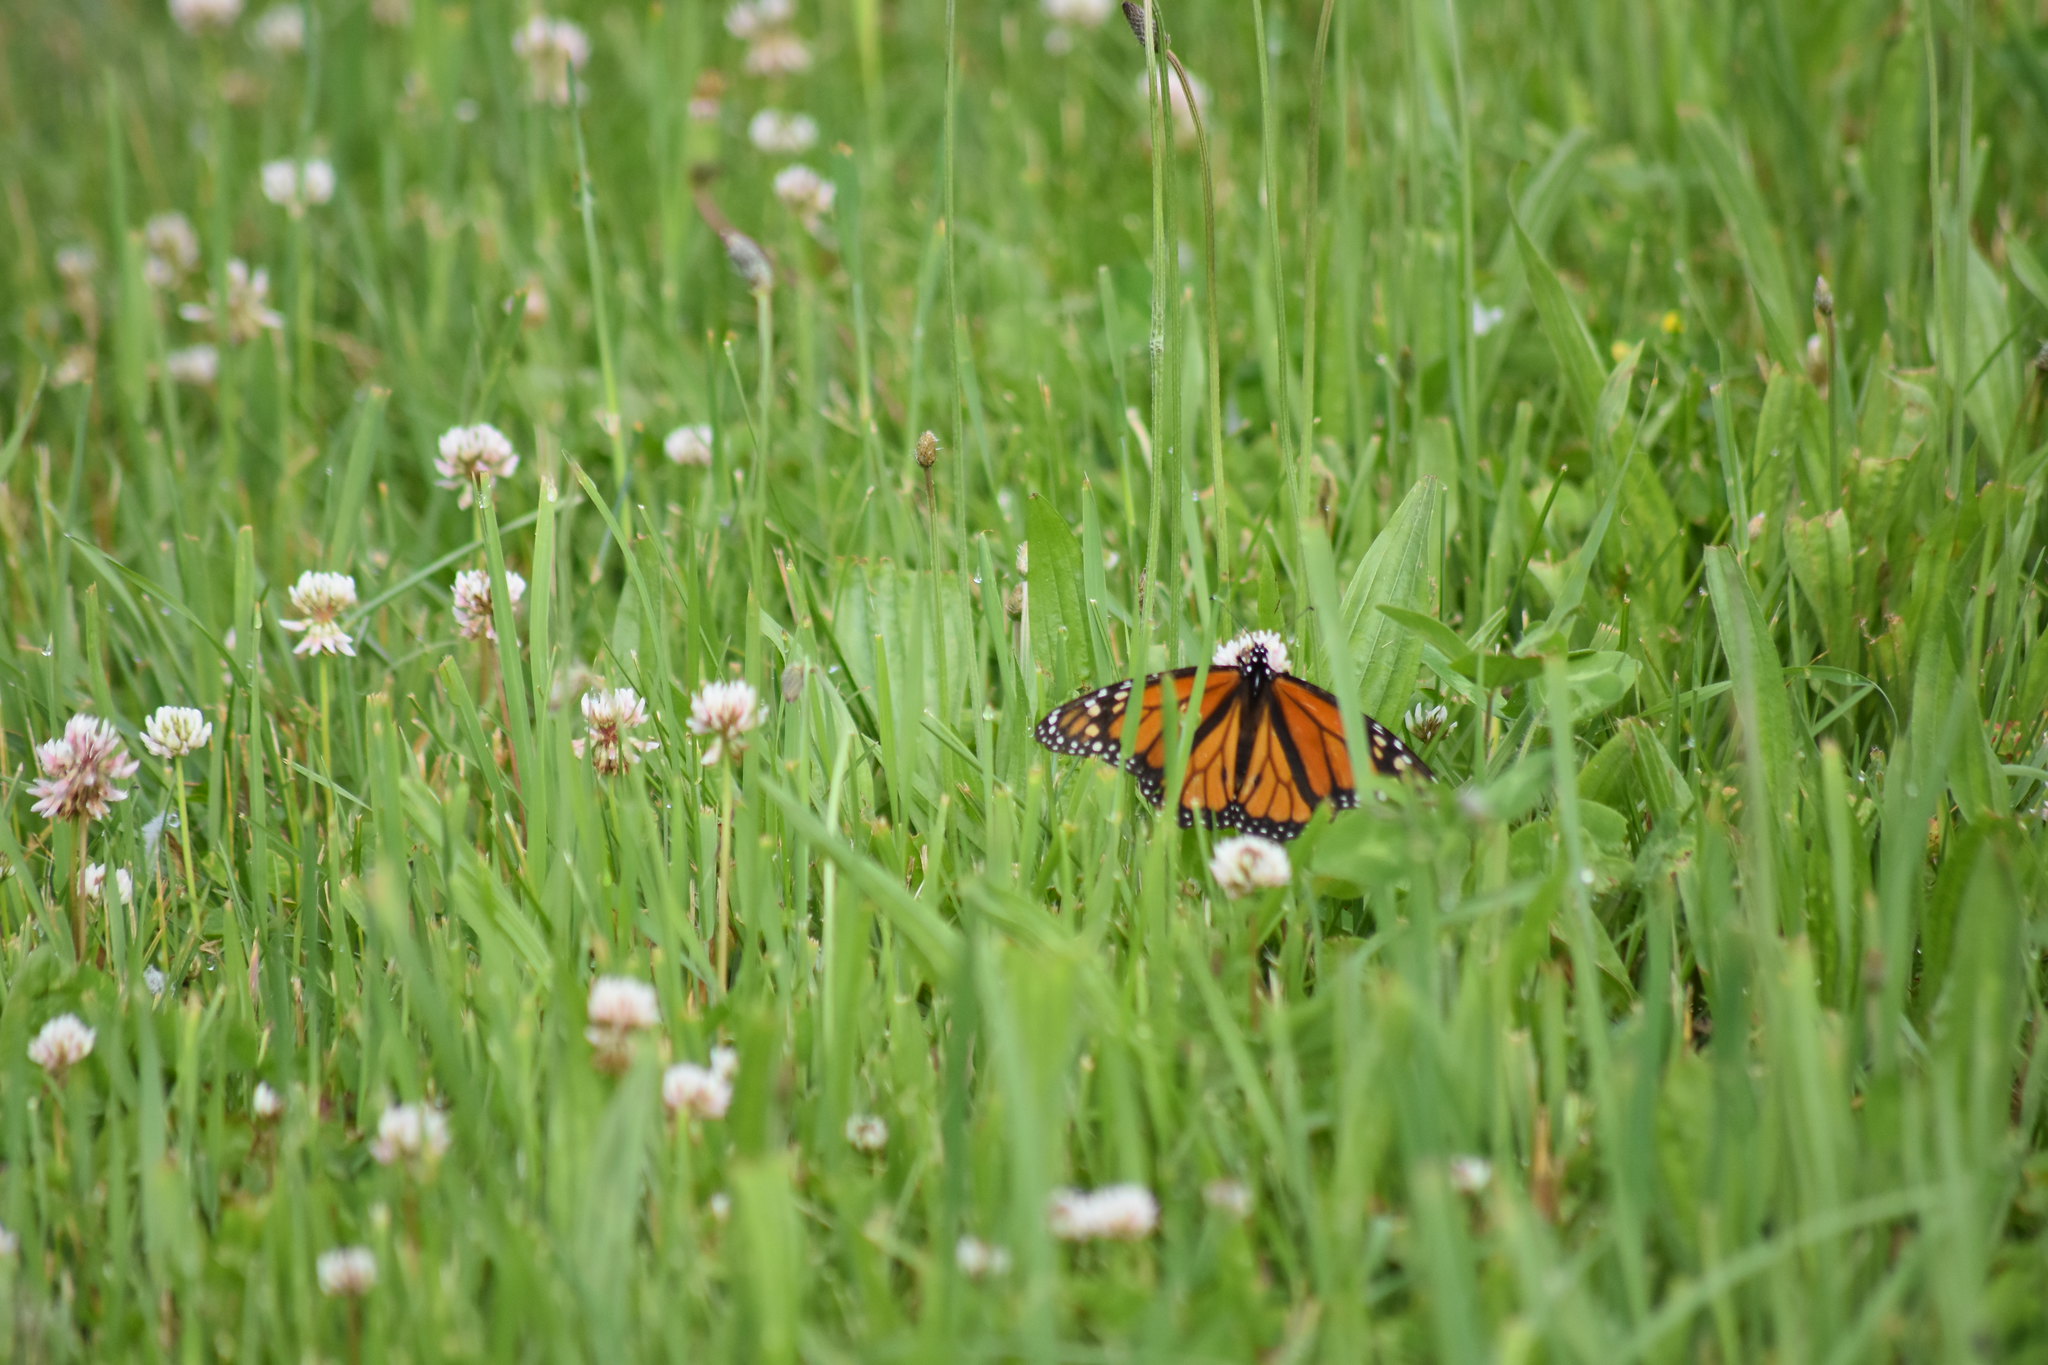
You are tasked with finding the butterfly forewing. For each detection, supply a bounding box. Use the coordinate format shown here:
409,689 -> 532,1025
1035,660 -> 1433,841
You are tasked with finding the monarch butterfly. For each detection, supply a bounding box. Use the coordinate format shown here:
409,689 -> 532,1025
1033,630 -> 1435,841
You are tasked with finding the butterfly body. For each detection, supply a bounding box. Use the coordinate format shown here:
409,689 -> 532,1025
1034,631 -> 1434,842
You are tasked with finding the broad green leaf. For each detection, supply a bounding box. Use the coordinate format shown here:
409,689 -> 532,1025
1339,477 -> 1443,722
1026,494 -> 1092,693
1704,547 -> 1801,826
1784,509 -> 1858,667
1513,215 -> 1606,441
1684,112 -> 1803,371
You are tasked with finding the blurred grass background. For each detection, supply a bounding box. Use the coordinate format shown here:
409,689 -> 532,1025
4,0 -> 2048,1358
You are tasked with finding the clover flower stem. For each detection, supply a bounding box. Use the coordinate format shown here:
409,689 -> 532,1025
318,661 -> 342,901
715,758 -> 736,996
69,818 -> 90,963
171,757 -> 197,953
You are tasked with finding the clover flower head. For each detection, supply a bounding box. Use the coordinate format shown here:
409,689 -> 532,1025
574,687 -> 659,775
511,16 -> 591,106
251,4 -> 305,54
280,570 -> 358,657
1208,835 -> 1291,899
29,1014 -> 97,1077
434,423 -> 519,505
586,976 -> 661,1073
1048,1183 -> 1158,1241
844,1113 -> 889,1153
1405,701 -> 1451,745
179,258 -> 283,344
1448,1155 -> 1494,1194
369,1101 -> 451,1167
744,30 -> 812,75
662,1062 -> 733,1120
253,1081 -> 285,1120
31,714 -> 140,823
166,345 -> 220,386
747,109 -> 817,155
773,164 -> 835,223
317,1246 -> 378,1297
143,212 -> 201,287
955,1235 -> 1013,1280
664,424 -> 714,467
259,158 -> 334,216
144,705 -> 214,759
1212,629 -> 1290,675
452,569 -> 526,641
688,679 -> 766,765
1043,0 -> 1115,26
170,0 -> 245,34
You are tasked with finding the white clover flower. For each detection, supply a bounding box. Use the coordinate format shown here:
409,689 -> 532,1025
1212,629 -> 1290,675
251,4 -> 305,54
144,705 -> 214,759
724,0 -> 794,41
1405,701 -> 1451,745
259,158 -> 335,216
170,0 -> 245,33
1202,1178 -> 1253,1219
709,1045 -> 739,1082
511,16 -> 591,106
955,1235 -> 1012,1280
1208,835 -> 1290,899
369,1101 -> 451,1167
55,245 -> 99,285
707,1191 -> 732,1223
78,862 -> 109,903
1471,301 -> 1506,337
253,1081 -> 285,1120
574,687 -> 659,775
52,348 -> 96,390
744,30 -> 812,76
747,109 -> 818,155
451,569 -> 526,642
144,966 -> 169,996
662,1063 -> 733,1121
844,1113 -> 889,1153
28,1014 -> 96,1077
1047,1183 -> 1159,1242
179,259 -> 283,344
30,714 -> 140,823
114,868 -> 135,905
1447,1155 -> 1493,1194
1043,0 -> 1114,24
586,976 -> 660,1073
280,570 -> 358,657
143,212 -> 201,288
434,423 -> 519,505
772,164 -> 835,222
663,423 -> 714,467
317,1246 -> 378,1297
165,344 -> 221,386
586,975 -> 661,1034
688,680 -> 766,765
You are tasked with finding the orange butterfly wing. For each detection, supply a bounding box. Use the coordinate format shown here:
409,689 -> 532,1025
1036,668 -> 1432,840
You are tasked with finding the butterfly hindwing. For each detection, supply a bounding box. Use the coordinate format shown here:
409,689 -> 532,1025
1035,655 -> 1434,841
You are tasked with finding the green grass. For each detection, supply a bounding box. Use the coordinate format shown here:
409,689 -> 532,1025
5,0 -> 2048,1358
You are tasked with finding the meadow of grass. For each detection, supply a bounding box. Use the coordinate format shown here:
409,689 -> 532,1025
4,0 -> 2048,1358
